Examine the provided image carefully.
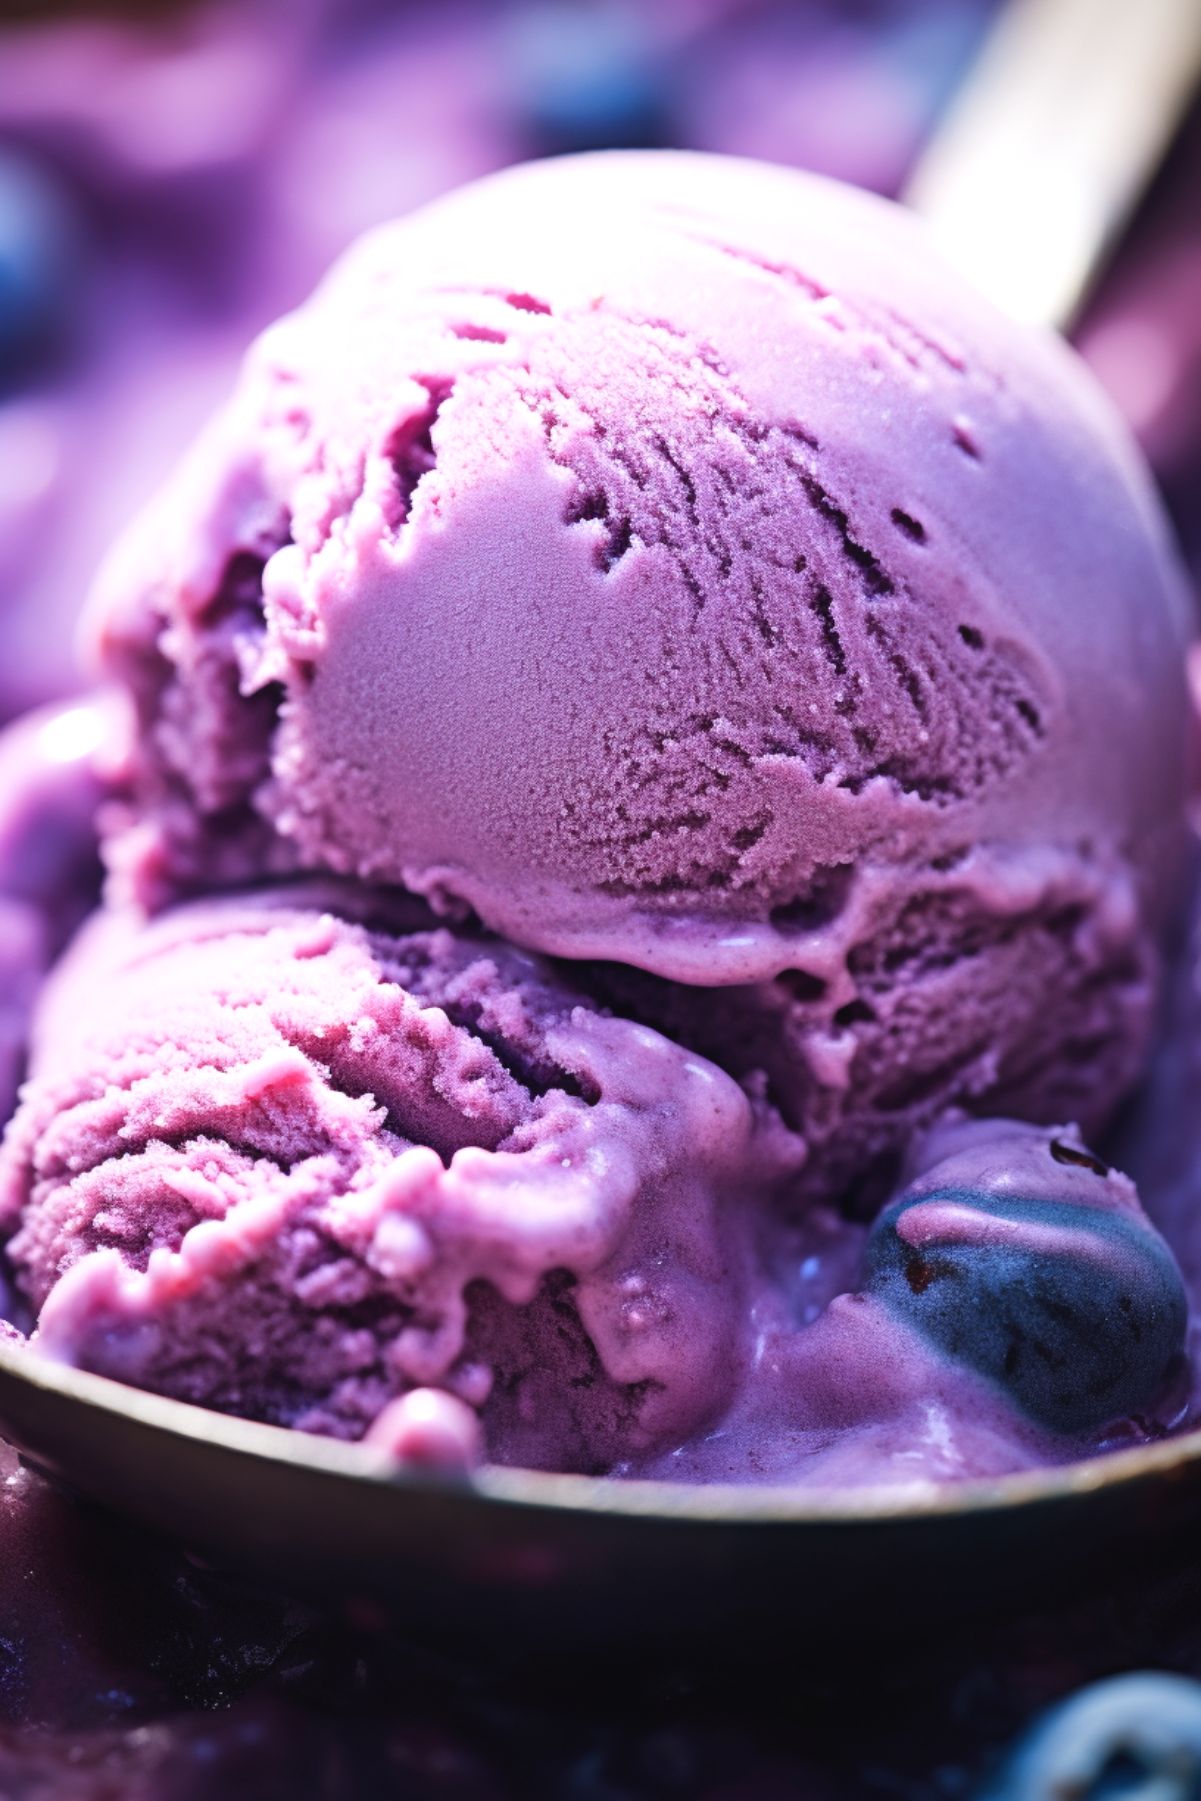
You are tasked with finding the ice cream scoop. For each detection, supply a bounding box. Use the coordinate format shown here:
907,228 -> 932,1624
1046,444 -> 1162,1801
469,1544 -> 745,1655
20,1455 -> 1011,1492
0,882 -> 803,1472
2,879 -> 1176,1488
90,150 -> 1191,1202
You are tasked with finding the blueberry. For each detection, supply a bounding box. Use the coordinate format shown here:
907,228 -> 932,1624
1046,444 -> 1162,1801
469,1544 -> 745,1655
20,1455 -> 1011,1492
983,1672 -> 1201,1800
863,1183 -> 1187,1435
0,152 -> 77,384
505,7 -> 673,156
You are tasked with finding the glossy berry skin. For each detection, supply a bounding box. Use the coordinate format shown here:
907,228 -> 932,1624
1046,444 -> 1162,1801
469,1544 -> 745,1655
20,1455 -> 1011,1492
863,1181 -> 1187,1436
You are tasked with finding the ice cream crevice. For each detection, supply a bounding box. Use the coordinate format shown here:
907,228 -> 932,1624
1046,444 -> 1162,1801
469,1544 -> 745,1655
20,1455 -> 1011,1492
384,376 -> 452,532
502,291 -> 551,316
104,516 -> 299,908
768,862 -> 856,933
588,847 -> 1154,1207
797,472 -> 894,597
890,508 -> 926,544
673,233 -> 831,305
951,418 -> 982,460
448,322 -> 507,345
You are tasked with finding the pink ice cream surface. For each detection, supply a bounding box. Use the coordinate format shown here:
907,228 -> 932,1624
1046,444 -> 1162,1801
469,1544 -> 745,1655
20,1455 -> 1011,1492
88,151 -> 1190,1201
15,150 -> 1193,1493
0,884 -> 803,1475
92,150 -> 1190,963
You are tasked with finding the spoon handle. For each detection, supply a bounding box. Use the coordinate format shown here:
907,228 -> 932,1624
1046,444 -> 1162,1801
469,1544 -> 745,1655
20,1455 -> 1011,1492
903,0 -> 1201,330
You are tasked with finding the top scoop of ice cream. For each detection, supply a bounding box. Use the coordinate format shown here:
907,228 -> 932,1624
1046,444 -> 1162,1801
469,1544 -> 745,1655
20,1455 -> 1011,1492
91,148 -> 1189,985
85,151 -> 1191,1197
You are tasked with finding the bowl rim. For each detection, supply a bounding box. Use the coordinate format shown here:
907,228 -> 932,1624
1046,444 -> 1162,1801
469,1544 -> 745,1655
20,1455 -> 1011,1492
4,1335 -> 1200,1526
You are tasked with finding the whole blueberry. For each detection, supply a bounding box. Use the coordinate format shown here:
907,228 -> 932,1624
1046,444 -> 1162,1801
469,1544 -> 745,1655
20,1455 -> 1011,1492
983,1672 -> 1201,1800
863,1186 -> 1187,1434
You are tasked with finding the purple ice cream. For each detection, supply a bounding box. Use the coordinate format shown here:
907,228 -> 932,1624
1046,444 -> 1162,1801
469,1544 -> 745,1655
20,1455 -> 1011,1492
5,30 -> 1201,1801
0,882 -> 804,1474
90,150 -> 1190,1201
0,883 -> 1187,1490
1,151 -> 1195,1495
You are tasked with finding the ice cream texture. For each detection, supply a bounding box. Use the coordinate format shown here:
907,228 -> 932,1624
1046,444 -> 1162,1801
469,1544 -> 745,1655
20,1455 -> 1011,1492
0,884 -> 803,1471
0,149 -> 1194,1492
0,887 -> 1185,1487
91,150 -> 1190,1204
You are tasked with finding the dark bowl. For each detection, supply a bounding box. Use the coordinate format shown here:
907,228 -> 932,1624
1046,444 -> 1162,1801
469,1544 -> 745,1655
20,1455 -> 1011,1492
4,1338 -> 1201,1665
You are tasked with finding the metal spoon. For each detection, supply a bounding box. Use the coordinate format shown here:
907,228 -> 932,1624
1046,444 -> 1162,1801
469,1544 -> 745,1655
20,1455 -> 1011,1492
5,1337 -> 1201,1653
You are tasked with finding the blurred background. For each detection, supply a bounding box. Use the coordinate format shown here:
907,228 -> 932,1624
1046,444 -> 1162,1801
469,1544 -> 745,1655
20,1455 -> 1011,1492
2,0 -> 1199,733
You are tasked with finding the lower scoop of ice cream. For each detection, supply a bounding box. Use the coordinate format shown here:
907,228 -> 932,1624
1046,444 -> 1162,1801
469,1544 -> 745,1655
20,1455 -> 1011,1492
0,881 -> 1183,1489
0,883 -> 803,1473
